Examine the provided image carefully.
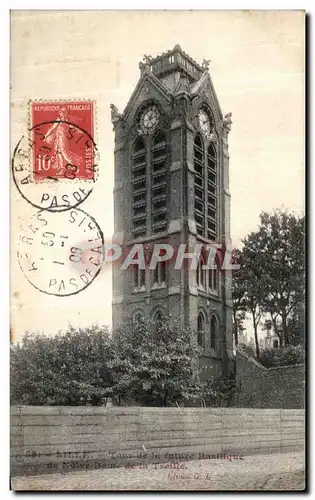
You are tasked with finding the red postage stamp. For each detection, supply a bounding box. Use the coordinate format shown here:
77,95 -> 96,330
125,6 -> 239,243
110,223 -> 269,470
30,101 -> 95,182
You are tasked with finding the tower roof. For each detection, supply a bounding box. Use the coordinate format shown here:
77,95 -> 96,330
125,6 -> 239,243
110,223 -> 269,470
145,45 -> 205,83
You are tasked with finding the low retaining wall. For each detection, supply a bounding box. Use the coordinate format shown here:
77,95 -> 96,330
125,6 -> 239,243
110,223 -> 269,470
235,351 -> 305,408
11,406 -> 305,476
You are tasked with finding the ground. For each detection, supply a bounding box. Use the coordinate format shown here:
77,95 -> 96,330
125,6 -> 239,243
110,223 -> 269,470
11,451 -> 305,491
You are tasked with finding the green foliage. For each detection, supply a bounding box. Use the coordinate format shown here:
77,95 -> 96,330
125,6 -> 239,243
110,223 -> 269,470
232,248 -> 262,357
287,303 -> 305,346
237,342 -> 256,359
232,249 -> 248,346
11,317 -> 232,407
232,210 -> 305,352
110,315 -> 206,407
201,377 -> 238,408
259,345 -> 305,368
10,325 -> 114,405
242,210 -> 304,345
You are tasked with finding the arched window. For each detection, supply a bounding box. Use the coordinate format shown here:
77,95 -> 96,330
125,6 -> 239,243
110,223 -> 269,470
132,264 -> 145,290
210,315 -> 218,349
213,267 -> 217,290
194,134 -> 205,236
197,251 -> 206,289
151,131 -> 168,233
132,137 -> 147,236
197,311 -> 205,348
208,268 -> 212,290
154,260 -> 166,286
133,310 -> 144,324
208,264 -> 218,291
207,143 -> 217,241
153,310 -> 163,323
153,309 -> 164,333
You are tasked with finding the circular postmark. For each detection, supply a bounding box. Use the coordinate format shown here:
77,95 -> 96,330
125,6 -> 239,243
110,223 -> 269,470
12,120 -> 99,212
17,207 -> 104,296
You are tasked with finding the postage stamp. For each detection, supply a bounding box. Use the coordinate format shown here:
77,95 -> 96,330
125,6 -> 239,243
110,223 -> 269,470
30,101 -> 95,182
17,207 -> 104,296
12,100 -> 99,212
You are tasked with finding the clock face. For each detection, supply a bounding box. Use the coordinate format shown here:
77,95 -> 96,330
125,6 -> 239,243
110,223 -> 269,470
198,109 -> 212,139
139,105 -> 160,135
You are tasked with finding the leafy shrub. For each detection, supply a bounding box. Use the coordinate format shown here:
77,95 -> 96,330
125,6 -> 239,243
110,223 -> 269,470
10,325 -> 114,405
11,317 -> 234,407
110,315 -> 205,407
259,345 -> 305,368
237,343 -> 256,358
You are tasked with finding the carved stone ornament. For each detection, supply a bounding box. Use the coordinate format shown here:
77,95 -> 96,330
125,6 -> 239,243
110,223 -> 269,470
139,55 -> 152,74
174,73 -> 190,96
110,103 -> 122,123
201,59 -> 211,71
143,54 -> 152,66
223,112 -> 232,132
110,104 -> 125,143
174,95 -> 190,121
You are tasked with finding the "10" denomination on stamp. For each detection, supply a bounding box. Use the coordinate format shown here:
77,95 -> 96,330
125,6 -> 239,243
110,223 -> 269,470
31,101 -> 95,182
12,100 -> 99,212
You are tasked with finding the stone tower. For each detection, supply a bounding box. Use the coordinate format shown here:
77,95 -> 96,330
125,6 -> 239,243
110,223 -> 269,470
111,45 -> 234,378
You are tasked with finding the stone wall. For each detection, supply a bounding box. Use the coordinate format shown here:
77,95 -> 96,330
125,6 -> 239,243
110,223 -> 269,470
235,351 -> 305,408
11,406 -> 305,476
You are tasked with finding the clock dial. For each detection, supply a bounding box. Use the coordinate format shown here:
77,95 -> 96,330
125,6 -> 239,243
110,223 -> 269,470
198,109 -> 212,139
140,105 -> 160,135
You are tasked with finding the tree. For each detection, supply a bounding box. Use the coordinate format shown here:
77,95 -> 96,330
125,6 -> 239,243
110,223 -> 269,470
232,249 -> 247,346
259,345 -> 305,368
232,249 -> 262,358
245,283 -> 262,359
10,325 -> 114,405
11,318 -> 228,407
287,302 -> 305,346
242,210 -> 304,346
234,311 -> 246,343
110,315 -> 205,407
237,342 -> 256,358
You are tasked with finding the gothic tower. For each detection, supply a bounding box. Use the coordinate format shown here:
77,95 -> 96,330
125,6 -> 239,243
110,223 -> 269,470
111,45 -> 234,378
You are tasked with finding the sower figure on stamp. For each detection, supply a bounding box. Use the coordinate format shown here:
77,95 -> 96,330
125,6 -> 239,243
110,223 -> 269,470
45,107 -> 82,175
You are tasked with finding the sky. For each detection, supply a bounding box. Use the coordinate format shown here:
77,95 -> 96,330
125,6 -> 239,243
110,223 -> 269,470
10,10 -> 305,341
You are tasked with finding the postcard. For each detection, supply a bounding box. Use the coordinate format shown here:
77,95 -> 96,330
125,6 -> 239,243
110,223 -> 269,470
10,10 -> 305,491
